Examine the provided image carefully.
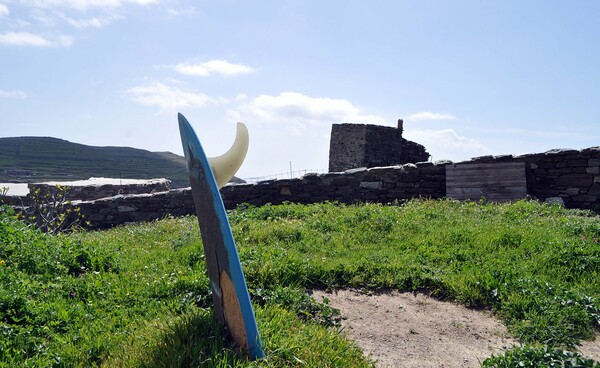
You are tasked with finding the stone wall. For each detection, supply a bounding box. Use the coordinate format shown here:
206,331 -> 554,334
220,161 -> 446,209
72,161 -> 446,229
10,147 -> 600,230
328,121 -> 429,172
72,188 -> 194,229
29,178 -> 171,201
467,147 -> 600,209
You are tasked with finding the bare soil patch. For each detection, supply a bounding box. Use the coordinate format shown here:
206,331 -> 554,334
311,289 -> 598,367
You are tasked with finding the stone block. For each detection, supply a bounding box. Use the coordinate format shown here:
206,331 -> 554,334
531,188 -> 560,197
344,167 -> 367,175
515,152 -> 545,160
588,159 -> 600,167
581,147 -> 600,155
555,174 -> 593,187
547,168 -> 574,175
544,197 -> 565,206
537,162 -> 557,169
419,181 -> 443,189
568,159 -> 588,167
587,184 -> 600,196
563,188 -> 581,195
536,176 -> 556,185
117,205 -> 137,213
571,194 -> 596,203
359,181 -> 383,190
470,155 -> 495,162
492,155 -> 515,161
545,148 -> 579,156
415,161 -> 434,167
419,166 -> 444,175
586,166 -> 600,175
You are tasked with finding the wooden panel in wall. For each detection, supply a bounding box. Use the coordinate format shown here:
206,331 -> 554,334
446,162 -> 527,202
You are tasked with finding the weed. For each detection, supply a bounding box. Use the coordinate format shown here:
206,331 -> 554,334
482,346 -> 600,367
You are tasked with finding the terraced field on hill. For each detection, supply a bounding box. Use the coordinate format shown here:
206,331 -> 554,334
0,136 -> 190,187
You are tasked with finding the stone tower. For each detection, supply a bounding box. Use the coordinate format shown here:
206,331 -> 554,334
328,119 -> 430,172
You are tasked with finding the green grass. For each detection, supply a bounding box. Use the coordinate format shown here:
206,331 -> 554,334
1,199 -> 599,367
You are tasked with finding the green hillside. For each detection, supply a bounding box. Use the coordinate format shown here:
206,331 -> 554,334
0,136 -> 191,187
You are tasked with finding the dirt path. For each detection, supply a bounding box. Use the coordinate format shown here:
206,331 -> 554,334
312,289 -> 599,367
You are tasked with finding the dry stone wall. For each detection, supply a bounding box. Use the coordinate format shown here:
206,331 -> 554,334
220,161 -> 446,209
72,188 -> 193,229
484,147 -> 600,209
9,146 -> 599,230
30,178 -> 171,201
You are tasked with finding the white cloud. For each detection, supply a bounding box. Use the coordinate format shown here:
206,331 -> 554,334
0,31 -> 72,47
0,4 -> 9,17
173,60 -> 257,77
64,14 -> 120,28
0,89 -> 28,99
23,0 -> 158,11
56,34 -> 73,46
166,7 -> 196,16
403,128 -> 488,162
126,81 -> 216,110
228,92 -> 387,128
406,111 -> 456,121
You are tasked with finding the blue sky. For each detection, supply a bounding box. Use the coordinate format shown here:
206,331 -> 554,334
1,1 -> 599,180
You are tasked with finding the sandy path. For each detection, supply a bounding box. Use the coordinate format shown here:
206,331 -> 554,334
312,289 -> 599,367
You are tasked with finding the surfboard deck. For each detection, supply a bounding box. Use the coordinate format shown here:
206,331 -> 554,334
178,113 -> 264,360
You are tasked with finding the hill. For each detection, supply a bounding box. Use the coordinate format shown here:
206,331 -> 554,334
0,136 -> 191,187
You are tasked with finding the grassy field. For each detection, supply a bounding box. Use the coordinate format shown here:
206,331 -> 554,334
1,199 -> 599,367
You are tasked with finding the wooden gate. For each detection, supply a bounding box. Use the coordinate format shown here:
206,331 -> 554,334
446,162 -> 527,202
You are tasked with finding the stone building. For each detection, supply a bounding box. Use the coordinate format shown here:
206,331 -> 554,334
328,119 -> 430,172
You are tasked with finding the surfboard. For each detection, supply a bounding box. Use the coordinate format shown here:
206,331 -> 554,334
178,113 -> 264,360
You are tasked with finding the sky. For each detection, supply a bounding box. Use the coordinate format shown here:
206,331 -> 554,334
1,1 -> 600,181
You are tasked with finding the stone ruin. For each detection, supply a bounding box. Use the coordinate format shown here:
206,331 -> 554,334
328,119 -> 430,172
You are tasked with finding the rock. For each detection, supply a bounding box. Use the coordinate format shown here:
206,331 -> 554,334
545,197 -> 565,206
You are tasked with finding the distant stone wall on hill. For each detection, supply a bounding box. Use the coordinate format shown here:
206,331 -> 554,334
7,147 -> 600,230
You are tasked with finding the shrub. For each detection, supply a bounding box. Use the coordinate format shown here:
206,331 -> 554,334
17,185 -> 88,234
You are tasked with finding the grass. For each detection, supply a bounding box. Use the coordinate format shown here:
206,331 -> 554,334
1,199 -> 599,367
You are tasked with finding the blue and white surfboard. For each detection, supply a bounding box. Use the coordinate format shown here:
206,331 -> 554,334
178,113 -> 264,360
